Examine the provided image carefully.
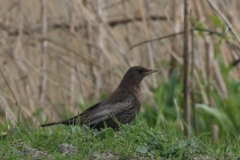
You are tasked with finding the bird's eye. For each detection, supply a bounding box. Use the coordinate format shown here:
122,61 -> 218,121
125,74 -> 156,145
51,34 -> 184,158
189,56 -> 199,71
139,69 -> 144,73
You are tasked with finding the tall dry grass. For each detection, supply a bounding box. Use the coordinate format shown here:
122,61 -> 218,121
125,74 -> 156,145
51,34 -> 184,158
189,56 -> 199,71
0,0 -> 239,130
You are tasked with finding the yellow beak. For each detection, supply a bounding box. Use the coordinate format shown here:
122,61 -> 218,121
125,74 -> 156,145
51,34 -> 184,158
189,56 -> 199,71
143,69 -> 158,75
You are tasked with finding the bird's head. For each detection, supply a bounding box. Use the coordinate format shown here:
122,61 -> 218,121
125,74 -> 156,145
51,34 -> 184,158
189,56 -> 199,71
123,66 -> 158,84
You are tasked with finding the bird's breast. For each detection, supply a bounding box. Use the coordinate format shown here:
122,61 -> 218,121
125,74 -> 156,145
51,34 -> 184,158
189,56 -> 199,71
135,91 -> 141,101
133,86 -> 141,101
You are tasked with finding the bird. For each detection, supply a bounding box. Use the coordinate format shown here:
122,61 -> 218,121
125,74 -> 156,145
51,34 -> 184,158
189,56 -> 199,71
40,66 -> 158,130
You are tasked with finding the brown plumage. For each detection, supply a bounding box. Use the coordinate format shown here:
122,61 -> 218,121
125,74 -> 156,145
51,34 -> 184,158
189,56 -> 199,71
40,66 -> 158,130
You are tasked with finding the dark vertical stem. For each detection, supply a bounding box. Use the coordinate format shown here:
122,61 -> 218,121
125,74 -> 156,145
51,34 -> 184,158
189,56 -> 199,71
183,0 -> 191,137
191,19 -> 198,133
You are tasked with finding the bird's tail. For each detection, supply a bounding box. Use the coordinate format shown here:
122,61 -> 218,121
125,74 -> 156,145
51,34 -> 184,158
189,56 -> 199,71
40,122 -> 60,127
40,115 -> 81,127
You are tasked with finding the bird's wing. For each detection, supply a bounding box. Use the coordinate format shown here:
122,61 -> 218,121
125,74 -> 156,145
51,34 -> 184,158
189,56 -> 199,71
41,93 -> 135,127
84,93 -> 135,126
47,102 -> 101,126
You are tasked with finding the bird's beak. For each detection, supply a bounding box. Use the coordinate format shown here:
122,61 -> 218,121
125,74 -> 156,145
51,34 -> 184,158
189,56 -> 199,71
143,69 -> 158,75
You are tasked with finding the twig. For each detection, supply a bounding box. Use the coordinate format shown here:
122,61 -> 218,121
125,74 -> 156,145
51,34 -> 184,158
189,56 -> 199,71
194,28 -> 224,37
226,41 -> 240,57
232,59 -> 240,67
130,28 -> 224,50
109,15 -> 167,27
130,31 -> 184,50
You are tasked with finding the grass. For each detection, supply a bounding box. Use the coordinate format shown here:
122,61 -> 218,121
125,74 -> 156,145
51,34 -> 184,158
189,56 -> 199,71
0,118 -> 239,159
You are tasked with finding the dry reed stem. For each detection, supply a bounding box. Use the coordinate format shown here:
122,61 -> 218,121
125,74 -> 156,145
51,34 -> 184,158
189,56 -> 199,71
138,0 -> 156,87
169,0 -> 180,76
94,0 -> 104,100
174,98 -> 184,132
191,20 -> 198,133
39,0 -> 48,104
196,0 -> 218,140
0,68 -> 18,106
69,0 -> 76,112
13,2 -> 35,116
183,0 -> 191,137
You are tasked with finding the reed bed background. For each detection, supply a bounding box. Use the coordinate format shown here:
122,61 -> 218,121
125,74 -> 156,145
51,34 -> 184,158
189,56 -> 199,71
0,0 -> 240,140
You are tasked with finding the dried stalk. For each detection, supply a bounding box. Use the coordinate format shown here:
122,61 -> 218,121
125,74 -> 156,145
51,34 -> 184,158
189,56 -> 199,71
169,0 -> 179,75
183,0 -> 191,137
39,0 -> 48,104
138,0 -> 156,86
69,0 -> 76,112
0,68 -> 18,106
83,0 -> 96,92
205,41 -> 218,141
94,0 -> 104,100
0,95 -> 15,123
174,99 -> 184,132
13,2 -> 35,114
195,0 -> 219,140
191,22 -> 198,133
